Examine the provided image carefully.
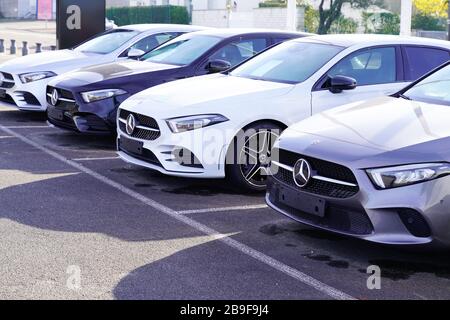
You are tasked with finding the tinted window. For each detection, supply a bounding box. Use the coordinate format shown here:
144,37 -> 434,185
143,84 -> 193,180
327,47 -> 396,86
231,41 -> 343,84
142,35 -> 222,66
209,38 -> 268,67
74,30 -> 139,54
404,46 -> 449,80
130,32 -> 178,53
404,64 -> 450,106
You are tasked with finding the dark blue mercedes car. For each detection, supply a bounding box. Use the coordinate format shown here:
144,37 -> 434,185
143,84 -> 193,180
46,29 -> 308,134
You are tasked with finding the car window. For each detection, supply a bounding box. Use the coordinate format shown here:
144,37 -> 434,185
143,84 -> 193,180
230,41 -> 343,84
404,46 -> 450,81
326,47 -> 396,86
121,32 -> 179,57
404,64 -> 450,106
142,35 -> 222,66
74,30 -> 139,54
208,38 -> 268,67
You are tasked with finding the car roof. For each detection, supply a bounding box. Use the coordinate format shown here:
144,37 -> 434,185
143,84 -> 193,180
184,28 -> 310,39
294,33 -> 450,48
117,24 -> 209,32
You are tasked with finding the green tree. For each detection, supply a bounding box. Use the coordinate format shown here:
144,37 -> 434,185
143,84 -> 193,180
317,0 -> 384,34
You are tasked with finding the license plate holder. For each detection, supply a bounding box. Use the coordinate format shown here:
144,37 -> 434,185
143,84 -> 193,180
119,136 -> 144,155
48,108 -> 64,121
278,186 -> 326,218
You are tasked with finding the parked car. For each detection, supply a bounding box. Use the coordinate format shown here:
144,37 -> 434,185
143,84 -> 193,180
116,34 -> 450,191
46,29 -> 307,134
0,24 -> 207,111
266,61 -> 450,247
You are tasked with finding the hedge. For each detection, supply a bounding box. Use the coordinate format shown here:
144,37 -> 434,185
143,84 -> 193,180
106,6 -> 190,26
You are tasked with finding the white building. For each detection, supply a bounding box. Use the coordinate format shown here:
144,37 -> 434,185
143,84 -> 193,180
0,0 -> 37,18
191,0 -> 261,11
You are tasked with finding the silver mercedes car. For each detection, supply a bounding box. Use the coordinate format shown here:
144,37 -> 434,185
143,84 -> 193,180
266,61 -> 450,247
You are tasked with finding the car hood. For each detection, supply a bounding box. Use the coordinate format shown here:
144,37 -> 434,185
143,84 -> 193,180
281,96 -> 450,167
121,74 -> 294,117
0,49 -> 104,74
51,60 -> 180,86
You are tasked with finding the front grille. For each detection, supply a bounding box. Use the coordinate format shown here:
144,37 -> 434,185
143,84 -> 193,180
274,167 -> 358,199
118,109 -> 161,141
272,148 -> 359,199
268,187 -> 373,235
0,72 -> 15,88
276,148 -> 357,183
46,86 -> 77,110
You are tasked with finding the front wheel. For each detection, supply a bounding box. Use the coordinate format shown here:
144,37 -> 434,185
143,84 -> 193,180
226,122 -> 283,192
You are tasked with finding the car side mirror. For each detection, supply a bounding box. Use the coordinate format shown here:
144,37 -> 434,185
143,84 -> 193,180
128,48 -> 145,60
206,59 -> 232,74
329,75 -> 357,94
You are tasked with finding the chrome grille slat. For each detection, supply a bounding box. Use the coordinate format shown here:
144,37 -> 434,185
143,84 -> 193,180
272,149 -> 359,199
118,109 -> 161,141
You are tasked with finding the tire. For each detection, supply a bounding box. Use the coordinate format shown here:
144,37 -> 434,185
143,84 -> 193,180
226,122 -> 283,192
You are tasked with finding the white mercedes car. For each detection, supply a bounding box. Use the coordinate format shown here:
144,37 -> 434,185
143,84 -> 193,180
116,34 -> 450,191
0,24 -> 206,111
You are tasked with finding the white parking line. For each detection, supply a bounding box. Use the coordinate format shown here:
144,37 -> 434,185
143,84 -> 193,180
177,204 -> 269,215
72,156 -> 120,162
0,124 -> 356,301
0,135 -> 15,139
4,125 -> 53,129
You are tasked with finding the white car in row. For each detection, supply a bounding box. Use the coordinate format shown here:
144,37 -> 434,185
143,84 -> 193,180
117,34 -> 450,191
0,24 -> 206,111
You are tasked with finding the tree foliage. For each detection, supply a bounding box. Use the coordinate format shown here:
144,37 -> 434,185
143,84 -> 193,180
363,12 -> 400,34
317,0 -> 384,34
413,0 -> 448,18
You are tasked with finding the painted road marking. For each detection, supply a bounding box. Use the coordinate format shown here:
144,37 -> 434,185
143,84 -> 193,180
0,124 -> 356,301
72,156 -> 120,162
177,204 -> 269,215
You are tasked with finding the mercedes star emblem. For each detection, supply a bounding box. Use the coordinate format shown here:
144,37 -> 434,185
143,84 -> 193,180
50,89 -> 59,106
293,159 -> 312,188
126,114 -> 136,135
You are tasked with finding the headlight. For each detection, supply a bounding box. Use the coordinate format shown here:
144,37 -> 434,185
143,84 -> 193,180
367,163 -> 450,189
19,71 -> 56,83
166,114 -> 229,133
80,89 -> 127,103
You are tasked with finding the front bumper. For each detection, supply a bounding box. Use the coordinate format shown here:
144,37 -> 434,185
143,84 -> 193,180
266,161 -> 450,248
0,71 -> 50,111
46,86 -> 127,135
116,109 -> 232,179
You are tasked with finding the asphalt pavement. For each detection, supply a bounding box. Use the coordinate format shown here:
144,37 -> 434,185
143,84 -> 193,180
1,102 -> 450,300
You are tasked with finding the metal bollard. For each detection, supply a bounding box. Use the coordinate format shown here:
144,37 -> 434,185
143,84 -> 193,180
35,43 -> 42,53
50,45 -> 56,51
10,39 -> 16,55
0,39 -> 4,53
22,41 -> 28,56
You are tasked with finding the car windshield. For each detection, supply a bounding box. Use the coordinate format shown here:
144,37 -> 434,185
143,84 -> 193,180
74,30 -> 139,54
142,35 -> 222,66
230,41 -> 343,84
403,64 -> 450,106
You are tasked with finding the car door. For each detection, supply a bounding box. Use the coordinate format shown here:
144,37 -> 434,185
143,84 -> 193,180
311,46 -> 408,114
195,36 -> 270,76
